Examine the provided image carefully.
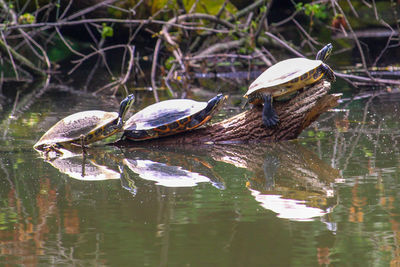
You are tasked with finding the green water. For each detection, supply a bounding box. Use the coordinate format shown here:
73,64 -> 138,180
1,81 -> 400,266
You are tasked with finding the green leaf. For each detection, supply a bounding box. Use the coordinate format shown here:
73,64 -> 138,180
18,13 -> 35,24
101,23 -> 114,39
295,2 -> 303,11
165,56 -> 175,70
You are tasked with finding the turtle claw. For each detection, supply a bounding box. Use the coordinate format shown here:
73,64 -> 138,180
262,113 -> 279,127
262,95 -> 279,127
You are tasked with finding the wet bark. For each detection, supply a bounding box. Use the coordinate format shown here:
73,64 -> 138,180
117,80 -> 340,145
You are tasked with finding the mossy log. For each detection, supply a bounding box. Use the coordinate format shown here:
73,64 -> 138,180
117,81 -> 340,146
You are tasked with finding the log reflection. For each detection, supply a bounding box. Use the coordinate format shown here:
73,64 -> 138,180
209,142 -> 340,220
121,141 -> 340,221
38,141 -> 340,221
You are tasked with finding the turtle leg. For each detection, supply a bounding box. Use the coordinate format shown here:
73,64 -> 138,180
81,154 -> 86,178
119,133 -> 127,141
262,94 -> 279,127
321,64 -> 336,82
80,135 -> 87,156
43,144 -> 63,160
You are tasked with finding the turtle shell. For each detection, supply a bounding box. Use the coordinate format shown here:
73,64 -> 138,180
123,94 -> 226,140
34,110 -> 119,149
245,57 -> 323,99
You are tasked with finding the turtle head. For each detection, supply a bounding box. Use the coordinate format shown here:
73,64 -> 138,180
204,93 -> 228,115
316,43 -> 333,62
117,94 -> 135,128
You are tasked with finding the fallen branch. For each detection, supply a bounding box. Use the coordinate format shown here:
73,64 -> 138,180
116,80 -> 340,146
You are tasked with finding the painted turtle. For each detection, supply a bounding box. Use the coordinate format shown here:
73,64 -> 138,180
244,43 -> 335,127
122,93 -> 227,140
34,94 -> 135,152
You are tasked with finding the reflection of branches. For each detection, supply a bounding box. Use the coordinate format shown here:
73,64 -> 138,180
317,89 -> 400,175
1,78 -> 50,138
340,95 -> 374,172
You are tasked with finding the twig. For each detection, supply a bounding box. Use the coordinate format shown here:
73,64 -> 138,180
0,33 -> 46,77
270,10 -> 300,28
292,19 -> 320,45
159,13 -> 237,78
373,20 -> 397,66
229,0 -> 267,21
55,27 -> 85,57
195,39 -> 245,58
0,0 -> 48,77
332,1 -> 371,79
1,18 -> 233,34
164,63 -> 177,98
59,0 -> 74,20
85,56 -> 102,92
337,73 -> 400,85
18,30 -> 51,70
0,32 -> 19,79
188,0 -> 199,14
151,38 -> 162,102
345,0 -> 359,17
95,45 -> 136,95
264,31 -> 304,57
254,6 -> 267,41
120,46 -> 136,85
254,47 -> 272,66
185,53 -> 266,61
68,44 -> 127,74
371,0 -> 379,20
64,0 -> 118,21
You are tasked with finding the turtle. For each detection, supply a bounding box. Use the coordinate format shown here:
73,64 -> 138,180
34,94 -> 135,153
244,43 -> 335,127
122,93 -> 227,141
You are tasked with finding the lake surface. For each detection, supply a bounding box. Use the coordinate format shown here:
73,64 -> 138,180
1,78 -> 400,266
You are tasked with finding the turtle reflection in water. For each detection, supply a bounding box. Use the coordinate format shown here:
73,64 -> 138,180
122,94 -> 227,140
123,158 -> 224,189
44,152 -> 137,196
244,43 -> 335,127
34,94 -> 135,156
47,155 -> 121,181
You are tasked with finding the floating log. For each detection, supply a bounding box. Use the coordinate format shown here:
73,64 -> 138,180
117,81 -> 340,145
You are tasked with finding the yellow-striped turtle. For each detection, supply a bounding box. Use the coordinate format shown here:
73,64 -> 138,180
34,94 -> 135,152
245,43 -> 335,127
122,94 -> 227,141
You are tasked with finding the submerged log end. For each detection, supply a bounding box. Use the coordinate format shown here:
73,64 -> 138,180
118,80 -> 339,146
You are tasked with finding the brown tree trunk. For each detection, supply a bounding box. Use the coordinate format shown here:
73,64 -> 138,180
117,80 -> 340,146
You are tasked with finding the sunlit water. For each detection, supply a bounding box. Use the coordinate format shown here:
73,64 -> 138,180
1,81 -> 400,266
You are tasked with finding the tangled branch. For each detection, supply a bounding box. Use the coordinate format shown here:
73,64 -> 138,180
0,0 -> 398,96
